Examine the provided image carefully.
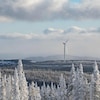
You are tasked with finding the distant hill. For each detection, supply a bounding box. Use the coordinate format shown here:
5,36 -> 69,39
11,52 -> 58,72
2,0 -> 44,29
25,55 -> 100,61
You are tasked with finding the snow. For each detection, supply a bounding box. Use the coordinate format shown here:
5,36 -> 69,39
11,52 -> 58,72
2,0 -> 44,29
0,60 -> 100,100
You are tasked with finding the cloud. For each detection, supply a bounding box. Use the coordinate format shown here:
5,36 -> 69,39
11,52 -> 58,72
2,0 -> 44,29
44,28 -> 65,34
44,26 -> 100,35
0,26 -> 100,40
0,33 -> 33,39
0,0 -> 100,21
0,16 -> 12,22
88,27 -> 100,33
65,26 -> 86,33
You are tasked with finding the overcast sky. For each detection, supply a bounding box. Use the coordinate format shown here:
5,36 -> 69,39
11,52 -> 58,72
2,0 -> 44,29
0,0 -> 100,59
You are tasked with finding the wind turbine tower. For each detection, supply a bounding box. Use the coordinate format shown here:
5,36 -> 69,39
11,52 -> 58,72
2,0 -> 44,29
63,40 -> 69,62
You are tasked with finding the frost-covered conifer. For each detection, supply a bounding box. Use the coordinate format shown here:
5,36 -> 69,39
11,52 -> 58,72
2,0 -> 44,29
69,64 -> 76,86
13,68 -> 20,100
72,68 -> 80,100
17,60 -> 29,100
67,64 -> 76,99
0,71 -> 1,79
34,82 -> 41,100
79,63 -> 84,78
58,74 -> 67,100
59,74 -> 66,89
72,64 -> 89,100
90,61 -> 100,100
50,82 -> 56,100
40,82 -> 47,100
9,76 -> 14,100
78,64 -> 88,100
90,74 -> 95,100
29,82 -> 41,100
1,75 -> 7,100
6,75 -> 12,100
46,84 -> 51,100
93,61 -> 100,81
68,64 -> 76,89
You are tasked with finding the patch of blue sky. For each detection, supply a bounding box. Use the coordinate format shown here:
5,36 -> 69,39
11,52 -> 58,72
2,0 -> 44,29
70,0 -> 81,3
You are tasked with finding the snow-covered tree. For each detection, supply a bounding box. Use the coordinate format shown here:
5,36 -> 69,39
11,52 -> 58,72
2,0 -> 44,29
72,68 -> 80,100
13,68 -> 20,100
1,75 -> 7,100
17,60 -> 29,100
40,82 -> 47,100
6,75 -> 12,100
93,61 -> 100,81
90,61 -> 100,100
71,64 -> 89,100
71,64 -> 76,82
67,64 -> 76,99
50,82 -> 57,100
78,64 -> 89,100
29,82 -> 41,100
57,74 -> 67,100
90,74 -> 95,100
59,74 -> 66,89
46,84 -> 51,100
0,71 -> 1,79
11,76 -> 15,100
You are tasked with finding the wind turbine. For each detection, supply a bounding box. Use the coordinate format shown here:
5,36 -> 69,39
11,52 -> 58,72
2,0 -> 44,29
63,40 -> 69,62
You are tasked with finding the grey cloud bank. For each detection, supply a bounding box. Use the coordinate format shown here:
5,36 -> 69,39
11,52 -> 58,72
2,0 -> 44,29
0,0 -> 100,21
